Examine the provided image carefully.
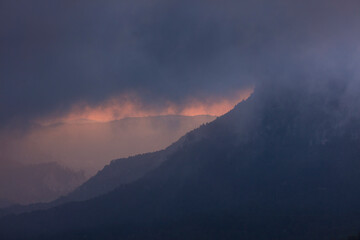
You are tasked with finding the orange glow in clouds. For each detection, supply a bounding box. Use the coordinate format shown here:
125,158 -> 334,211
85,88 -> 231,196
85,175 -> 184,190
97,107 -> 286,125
39,88 -> 253,125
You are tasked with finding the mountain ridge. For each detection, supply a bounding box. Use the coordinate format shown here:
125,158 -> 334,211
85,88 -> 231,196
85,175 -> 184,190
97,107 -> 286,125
2,85 -> 360,239
0,115 -> 215,217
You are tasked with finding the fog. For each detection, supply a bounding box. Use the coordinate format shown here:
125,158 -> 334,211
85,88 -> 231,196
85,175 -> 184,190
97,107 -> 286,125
2,0 -> 360,205
1,115 -> 219,175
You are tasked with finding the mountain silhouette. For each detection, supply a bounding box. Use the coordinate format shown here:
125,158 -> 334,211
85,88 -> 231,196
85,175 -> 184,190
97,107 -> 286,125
1,83 -> 360,239
0,115 -> 215,217
0,118 -> 204,217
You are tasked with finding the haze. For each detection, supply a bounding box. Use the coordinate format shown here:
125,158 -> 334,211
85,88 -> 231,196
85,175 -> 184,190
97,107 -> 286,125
2,0 -> 360,208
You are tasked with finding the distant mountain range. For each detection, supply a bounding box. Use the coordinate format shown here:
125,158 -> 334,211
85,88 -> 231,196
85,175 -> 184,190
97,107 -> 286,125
1,150 -> 170,216
0,162 -> 85,205
0,115 -> 215,216
2,84 -> 360,239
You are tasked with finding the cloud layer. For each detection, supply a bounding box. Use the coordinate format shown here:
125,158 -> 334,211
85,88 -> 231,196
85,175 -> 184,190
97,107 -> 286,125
1,0 -> 360,128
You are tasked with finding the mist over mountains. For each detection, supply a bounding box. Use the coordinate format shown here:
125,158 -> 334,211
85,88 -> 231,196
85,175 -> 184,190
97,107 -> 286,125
0,115 -> 214,206
0,162 -> 85,206
2,81 -> 360,239
2,0 -> 360,239
0,117 -> 207,216
1,115 -> 215,173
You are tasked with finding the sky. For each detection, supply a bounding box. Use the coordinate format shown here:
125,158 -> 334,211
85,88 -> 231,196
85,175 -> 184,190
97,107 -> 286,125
1,0 -> 359,129
1,0 -> 360,170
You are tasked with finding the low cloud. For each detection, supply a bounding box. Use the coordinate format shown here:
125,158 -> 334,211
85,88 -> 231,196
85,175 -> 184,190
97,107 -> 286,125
2,0 -> 360,129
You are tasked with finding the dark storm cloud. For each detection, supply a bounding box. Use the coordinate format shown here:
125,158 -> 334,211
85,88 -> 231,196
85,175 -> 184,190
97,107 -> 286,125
1,0 -> 360,128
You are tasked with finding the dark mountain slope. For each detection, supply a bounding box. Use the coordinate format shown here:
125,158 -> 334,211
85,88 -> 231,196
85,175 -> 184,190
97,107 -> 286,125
60,123 -> 192,203
61,151 -> 165,202
2,84 -> 360,239
0,152 -> 165,217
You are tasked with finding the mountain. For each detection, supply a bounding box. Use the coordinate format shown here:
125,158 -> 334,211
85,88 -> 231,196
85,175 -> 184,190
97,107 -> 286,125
0,115 -> 215,216
61,151 -> 166,202
0,162 -> 86,205
0,128 -> 194,217
2,84 -> 360,239
60,120 -> 197,203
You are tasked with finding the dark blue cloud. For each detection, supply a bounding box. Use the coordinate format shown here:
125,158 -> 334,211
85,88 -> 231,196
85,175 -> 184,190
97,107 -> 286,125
1,0 -> 360,128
